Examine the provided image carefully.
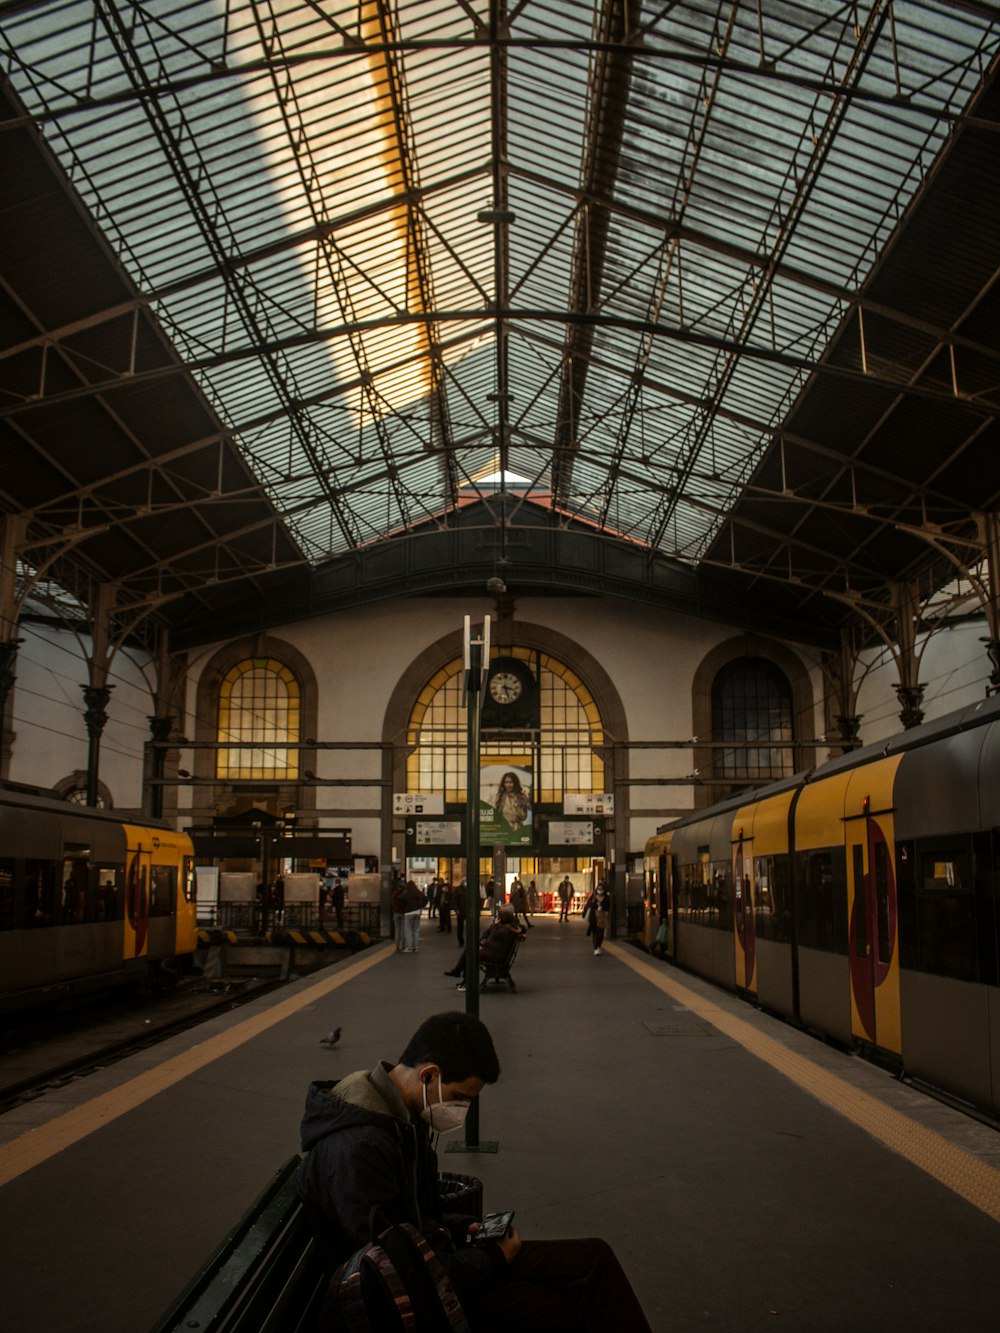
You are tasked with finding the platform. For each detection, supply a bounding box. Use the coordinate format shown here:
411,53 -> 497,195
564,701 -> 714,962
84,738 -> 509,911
1,915 -> 999,1332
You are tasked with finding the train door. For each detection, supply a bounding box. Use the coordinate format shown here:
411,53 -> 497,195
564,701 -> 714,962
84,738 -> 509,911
732,826 -> 757,993
124,841 -> 151,959
845,762 -> 902,1056
658,847 -> 676,958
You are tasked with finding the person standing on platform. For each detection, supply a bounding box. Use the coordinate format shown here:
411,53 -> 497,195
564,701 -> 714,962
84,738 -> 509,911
557,876 -> 573,921
438,882 -> 453,933
581,882 -> 610,955
454,878 -> 467,948
297,1011 -> 654,1333
401,879 -> 427,952
390,873 -> 406,951
331,877 -> 345,932
527,879 -> 538,916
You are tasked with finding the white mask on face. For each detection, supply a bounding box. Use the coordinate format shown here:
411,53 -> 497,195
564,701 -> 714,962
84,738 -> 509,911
420,1076 -> 470,1135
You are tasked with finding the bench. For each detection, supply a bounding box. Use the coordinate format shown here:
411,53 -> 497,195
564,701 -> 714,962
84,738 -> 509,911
480,935 -> 520,992
150,1155 -> 325,1333
151,1161 -> 484,1332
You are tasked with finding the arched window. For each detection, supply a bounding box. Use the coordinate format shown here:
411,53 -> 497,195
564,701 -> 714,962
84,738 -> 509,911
216,658 -> 300,781
712,658 -> 794,782
406,649 -> 604,803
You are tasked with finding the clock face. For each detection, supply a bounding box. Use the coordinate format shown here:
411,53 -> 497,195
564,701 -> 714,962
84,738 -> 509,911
488,670 -> 523,704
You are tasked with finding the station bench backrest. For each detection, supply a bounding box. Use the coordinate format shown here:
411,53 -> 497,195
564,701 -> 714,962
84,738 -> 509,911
150,1155 -> 326,1332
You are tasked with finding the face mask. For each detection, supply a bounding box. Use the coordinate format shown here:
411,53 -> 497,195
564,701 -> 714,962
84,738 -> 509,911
421,1077 -> 470,1135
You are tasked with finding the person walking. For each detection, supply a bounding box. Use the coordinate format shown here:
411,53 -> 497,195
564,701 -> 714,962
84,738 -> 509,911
581,881 -> 610,955
557,876 -> 573,922
510,876 -> 532,929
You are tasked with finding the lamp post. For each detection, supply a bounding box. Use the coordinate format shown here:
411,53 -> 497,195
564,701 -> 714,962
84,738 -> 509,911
449,614 -> 497,1154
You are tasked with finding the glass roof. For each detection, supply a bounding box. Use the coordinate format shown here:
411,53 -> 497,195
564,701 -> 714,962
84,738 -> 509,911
2,0 -> 996,570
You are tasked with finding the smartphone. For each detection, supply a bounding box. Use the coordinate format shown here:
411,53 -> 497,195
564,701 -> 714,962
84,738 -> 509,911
477,1209 -> 515,1240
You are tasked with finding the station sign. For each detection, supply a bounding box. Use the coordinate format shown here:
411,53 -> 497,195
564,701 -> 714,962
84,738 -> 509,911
549,820 -> 595,846
393,792 -> 444,815
414,820 -> 462,846
563,793 -> 614,815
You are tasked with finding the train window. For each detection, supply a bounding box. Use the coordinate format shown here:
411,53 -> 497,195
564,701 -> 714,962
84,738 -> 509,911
915,849 -> 976,982
754,855 -> 791,942
95,867 -> 120,921
183,856 -> 196,904
150,865 -> 176,917
25,858 -> 58,926
896,842 -> 918,970
795,849 -> 848,955
0,859 -> 13,930
873,840 -> 891,965
679,862 -> 711,924
710,861 -> 731,929
61,853 -> 92,924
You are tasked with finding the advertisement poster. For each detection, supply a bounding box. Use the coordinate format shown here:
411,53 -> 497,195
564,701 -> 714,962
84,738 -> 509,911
480,757 -> 533,847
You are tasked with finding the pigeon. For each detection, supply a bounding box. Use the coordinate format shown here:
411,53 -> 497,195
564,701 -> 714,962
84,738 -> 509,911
319,1027 -> 342,1047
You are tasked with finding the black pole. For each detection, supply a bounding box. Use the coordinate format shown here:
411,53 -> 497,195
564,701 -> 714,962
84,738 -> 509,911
448,628 -> 497,1155
82,684 -> 113,807
463,637 -> 483,1145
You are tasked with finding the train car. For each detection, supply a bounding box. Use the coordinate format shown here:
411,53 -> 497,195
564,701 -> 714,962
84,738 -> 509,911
0,784 -> 196,1015
645,694 -> 1000,1119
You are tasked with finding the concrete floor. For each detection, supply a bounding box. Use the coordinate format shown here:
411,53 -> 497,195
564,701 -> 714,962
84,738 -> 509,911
1,914 -> 999,1332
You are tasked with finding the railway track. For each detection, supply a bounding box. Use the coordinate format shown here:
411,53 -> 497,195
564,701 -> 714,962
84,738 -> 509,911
0,976 -> 286,1115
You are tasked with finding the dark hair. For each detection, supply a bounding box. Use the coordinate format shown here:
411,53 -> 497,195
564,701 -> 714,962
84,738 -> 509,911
398,1011 -> 500,1085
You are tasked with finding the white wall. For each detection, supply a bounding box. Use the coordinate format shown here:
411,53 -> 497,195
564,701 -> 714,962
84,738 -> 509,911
180,594 -> 827,860
7,618 -> 154,808
8,596 -> 992,854
854,618 -> 991,745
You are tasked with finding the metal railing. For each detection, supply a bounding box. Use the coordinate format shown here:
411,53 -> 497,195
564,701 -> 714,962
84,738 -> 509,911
196,902 -> 380,936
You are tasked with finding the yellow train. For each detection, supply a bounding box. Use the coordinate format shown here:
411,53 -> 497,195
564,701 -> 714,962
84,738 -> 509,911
0,784 -> 197,1015
644,693 -> 1000,1118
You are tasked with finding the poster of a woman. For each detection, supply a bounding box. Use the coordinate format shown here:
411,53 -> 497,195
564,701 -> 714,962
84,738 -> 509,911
480,761 -> 533,845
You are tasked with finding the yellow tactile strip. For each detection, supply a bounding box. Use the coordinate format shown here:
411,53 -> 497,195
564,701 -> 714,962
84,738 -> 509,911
0,944 -> 395,1190
610,943 -> 1000,1225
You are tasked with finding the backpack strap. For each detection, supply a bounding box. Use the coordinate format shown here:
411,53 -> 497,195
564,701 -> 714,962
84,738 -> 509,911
327,1246 -> 377,1331
362,1244 -> 416,1330
377,1224 -> 470,1333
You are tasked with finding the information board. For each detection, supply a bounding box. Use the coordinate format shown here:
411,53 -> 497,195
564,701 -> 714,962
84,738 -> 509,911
393,792 -> 445,815
563,793 -> 614,815
548,820 -> 595,846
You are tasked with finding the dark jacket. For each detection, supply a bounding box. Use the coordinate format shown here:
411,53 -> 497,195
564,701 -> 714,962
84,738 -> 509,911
297,1064 -> 506,1305
401,883 -> 427,912
479,920 -> 521,964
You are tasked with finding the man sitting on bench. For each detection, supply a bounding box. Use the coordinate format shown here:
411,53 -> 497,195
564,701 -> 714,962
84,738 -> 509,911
297,1011 -> 654,1332
444,905 -> 524,989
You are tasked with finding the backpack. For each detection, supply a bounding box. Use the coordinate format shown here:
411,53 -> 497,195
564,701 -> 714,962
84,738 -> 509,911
321,1220 -> 470,1332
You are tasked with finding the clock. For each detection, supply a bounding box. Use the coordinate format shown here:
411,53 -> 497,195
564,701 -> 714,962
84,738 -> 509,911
488,670 -> 523,705
482,656 -> 539,729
